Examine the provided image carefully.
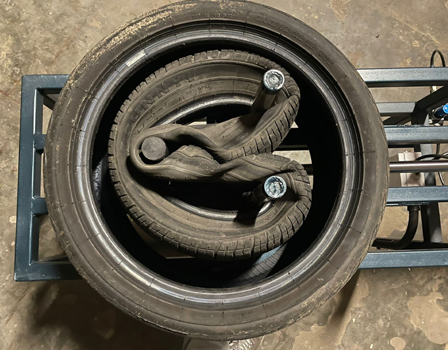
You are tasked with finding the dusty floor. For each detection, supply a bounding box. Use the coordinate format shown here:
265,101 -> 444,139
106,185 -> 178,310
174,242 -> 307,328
1,0 -> 448,349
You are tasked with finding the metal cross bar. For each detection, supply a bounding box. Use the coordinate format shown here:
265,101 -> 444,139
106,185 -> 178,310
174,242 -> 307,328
358,67 -> 448,87
389,161 -> 448,173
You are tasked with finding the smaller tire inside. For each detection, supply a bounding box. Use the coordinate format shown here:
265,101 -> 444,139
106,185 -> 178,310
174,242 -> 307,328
108,50 -> 311,262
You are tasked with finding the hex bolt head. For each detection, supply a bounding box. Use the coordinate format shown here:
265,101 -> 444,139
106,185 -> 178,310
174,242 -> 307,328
248,175 -> 288,205
251,69 -> 286,114
264,175 -> 287,199
263,69 -> 285,91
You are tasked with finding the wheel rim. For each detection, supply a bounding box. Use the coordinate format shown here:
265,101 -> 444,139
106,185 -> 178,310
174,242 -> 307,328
70,23 -> 360,298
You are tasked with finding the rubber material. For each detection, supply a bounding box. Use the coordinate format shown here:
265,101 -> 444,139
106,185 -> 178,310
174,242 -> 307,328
44,0 -> 388,340
109,50 -> 311,260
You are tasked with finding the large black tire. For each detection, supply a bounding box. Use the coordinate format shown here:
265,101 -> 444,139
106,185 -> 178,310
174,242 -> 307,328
45,0 -> 388,340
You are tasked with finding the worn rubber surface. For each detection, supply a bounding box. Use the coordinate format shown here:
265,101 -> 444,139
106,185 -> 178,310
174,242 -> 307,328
109,50 -> 311,260
125,51 -> 300,164
44,0 -> 388,340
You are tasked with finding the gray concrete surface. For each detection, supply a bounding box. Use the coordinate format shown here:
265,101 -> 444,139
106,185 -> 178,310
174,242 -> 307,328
1,0 -> 448,349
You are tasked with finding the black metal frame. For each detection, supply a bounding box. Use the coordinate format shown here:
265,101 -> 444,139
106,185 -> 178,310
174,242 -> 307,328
14,68 -> 448,281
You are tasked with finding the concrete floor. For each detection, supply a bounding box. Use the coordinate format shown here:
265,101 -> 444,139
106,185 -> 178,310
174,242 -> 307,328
1,0 -> 448,349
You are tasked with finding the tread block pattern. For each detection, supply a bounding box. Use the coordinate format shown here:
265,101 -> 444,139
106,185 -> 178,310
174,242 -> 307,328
109,50 -> 312,260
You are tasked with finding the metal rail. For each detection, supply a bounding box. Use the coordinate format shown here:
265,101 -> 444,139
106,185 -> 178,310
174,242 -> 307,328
305,161 -> 448,174
389,161 -> 448,173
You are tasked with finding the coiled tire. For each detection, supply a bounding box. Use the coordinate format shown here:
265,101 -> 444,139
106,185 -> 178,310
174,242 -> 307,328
109,50 -> 311,260
44,0 -> 388,340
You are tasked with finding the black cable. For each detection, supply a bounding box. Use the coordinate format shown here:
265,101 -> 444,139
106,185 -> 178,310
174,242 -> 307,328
434,146 -> 446,185
415,154 -> 448,185
438,146 -> 447,186
429,50 -> 446,184
430,49 -> 446,67
436,150 -> 448,185
415,154 -> 448,161
414,153 -> 448,185
373,206 -> 419,250
439,169 -> 446,186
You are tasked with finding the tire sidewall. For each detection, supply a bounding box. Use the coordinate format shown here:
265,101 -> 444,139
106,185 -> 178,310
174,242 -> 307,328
45,0 -> 388,340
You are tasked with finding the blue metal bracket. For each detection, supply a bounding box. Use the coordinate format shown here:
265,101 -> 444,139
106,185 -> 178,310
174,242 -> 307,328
15,75 -> 78,281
